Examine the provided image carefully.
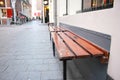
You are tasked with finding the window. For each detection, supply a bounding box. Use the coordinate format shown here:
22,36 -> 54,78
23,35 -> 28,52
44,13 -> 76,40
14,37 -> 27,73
82,0 -> 114,12
1,9 -> 7,17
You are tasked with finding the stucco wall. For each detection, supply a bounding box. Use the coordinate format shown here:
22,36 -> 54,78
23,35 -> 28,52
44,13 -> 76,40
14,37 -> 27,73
59,0 -> 120,80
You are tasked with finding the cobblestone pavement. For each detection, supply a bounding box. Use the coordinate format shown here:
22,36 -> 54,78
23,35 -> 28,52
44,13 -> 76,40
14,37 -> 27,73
0,21 -> 84,80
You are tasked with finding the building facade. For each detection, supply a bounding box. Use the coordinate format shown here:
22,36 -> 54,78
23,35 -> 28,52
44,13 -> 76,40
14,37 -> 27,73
0,0 -> 32,25
15,0 -> 32,24
0,0 -> 13,25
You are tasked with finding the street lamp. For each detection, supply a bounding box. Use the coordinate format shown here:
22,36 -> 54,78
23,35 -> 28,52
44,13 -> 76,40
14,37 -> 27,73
0,1 -> 4,6
44,1 -> 48,5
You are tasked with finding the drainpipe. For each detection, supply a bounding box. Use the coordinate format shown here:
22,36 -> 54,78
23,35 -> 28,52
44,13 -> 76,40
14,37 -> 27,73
42,0 -> 45,23
54,0 -> 57,26
11,0 -> 17,23
66,0 -> 68,15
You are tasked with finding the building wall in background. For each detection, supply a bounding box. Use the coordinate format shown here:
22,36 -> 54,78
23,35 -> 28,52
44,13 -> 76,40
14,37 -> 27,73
6,0 -> 11,7
36,0 -> 42,10
21,0 -> 32,18
0,0 -> 12,25
15,0 -> 22,16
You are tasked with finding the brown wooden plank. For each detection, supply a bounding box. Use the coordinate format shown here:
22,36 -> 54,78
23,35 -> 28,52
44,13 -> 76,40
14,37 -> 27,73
49,26 -> 66,32
54,27 -> 62,31
57,27 -> 67,31
64,31 -> 105,56
51,32 -> 75,60
58,32 -> 90,57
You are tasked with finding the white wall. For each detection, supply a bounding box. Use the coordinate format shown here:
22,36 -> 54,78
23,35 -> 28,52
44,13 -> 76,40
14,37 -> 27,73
59,0 -> 66,17
59,0 -> 120,80
68,0 -> 82,15
49,0 -> 54,23
32,0 -> 37,17
36,0 -> 42,10
58,0 -> 82,16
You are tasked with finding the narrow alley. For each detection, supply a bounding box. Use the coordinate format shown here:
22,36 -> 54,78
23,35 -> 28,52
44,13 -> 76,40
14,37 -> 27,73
0,0 -> 120,80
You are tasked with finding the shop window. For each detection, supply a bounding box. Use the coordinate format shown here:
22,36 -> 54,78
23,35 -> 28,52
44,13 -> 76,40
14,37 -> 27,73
1,9 -> 7,17
82,0 -> 114,12
1,19 -> 7,24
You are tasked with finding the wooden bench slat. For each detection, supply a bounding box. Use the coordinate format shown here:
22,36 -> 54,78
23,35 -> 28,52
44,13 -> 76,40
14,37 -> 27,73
58,32 -> 90,57
49,26 -> 68,32
57,27 -> 67,31
64,31 -> 104,56
51,32 -> 75,60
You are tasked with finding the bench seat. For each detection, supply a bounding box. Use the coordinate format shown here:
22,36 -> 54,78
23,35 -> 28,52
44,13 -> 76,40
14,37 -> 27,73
51,32 -> 75,60
58,32 -> 90,58
52,31 -> 109,60
64,31 -> 105,56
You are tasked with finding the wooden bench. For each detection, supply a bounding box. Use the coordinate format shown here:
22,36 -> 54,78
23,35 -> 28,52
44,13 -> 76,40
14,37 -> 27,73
48,26 -> 109,80
48,24 -> 67,40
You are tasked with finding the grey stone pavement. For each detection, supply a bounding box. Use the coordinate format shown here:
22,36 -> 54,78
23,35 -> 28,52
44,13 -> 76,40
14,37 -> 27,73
0,21 -> 85,80
0,21 -> 107,80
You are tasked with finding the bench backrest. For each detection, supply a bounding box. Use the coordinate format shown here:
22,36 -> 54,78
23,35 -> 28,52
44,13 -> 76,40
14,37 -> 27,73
59,23 -> 111,52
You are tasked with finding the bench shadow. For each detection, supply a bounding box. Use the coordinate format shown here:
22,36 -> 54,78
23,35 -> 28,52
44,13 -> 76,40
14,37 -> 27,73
67,58 -> 108,80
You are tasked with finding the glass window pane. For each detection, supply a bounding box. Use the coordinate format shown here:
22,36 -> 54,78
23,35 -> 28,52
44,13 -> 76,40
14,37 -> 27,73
82,0 -> 114,12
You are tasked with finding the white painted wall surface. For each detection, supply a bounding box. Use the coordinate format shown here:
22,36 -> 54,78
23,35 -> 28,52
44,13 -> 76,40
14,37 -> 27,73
32,0 -> 37,17
59,0 -> 120,80
36,0 -> 42,10
49,0 -> 54,23
68,0 -> 82,15
59,0 -> 66,17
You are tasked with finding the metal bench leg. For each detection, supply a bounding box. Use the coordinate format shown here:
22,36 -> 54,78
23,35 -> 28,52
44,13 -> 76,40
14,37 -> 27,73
52,39 -> 55,56
63,60 -> 67,80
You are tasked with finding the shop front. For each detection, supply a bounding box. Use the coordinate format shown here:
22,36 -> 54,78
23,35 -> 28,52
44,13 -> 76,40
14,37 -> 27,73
0,8 -> 13,25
